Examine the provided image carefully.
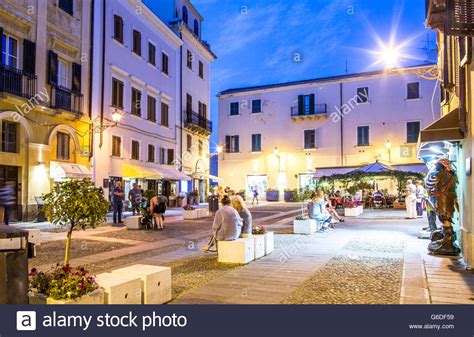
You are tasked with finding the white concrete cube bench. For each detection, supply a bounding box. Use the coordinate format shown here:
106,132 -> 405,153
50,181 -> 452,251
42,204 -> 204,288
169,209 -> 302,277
253,234 -> 265,259
262,232 -> 274,254
218,238 -> 255,264
111,264 -> 172,304
125,215 -> 141,229
95,273 -> 142,304
183,209 -> 199,219
197,208 -> 209,217
26,229 -> 41,245
293,219 -> 318,234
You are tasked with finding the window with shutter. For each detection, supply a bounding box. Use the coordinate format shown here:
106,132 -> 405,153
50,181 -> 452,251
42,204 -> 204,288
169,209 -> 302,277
149,43 -> 156,66
58,0 -> 73,16
230,102 -> 239,115
447,0 -> 474,36
187,50 -> 193,69
406,121 -> 421,143
48,50 -> 58,85
72,63 -> 81,93
133,30 -> 141,56
114,15 -> 124,43
161,102 -> 169,126
22,40 -> 36,75
56,132 -> 70,160
147,96 -> 156,122
162,52 -> 169,75
131,88 -> 141,116
167,149 -> 174,165
199,61 -> 204,79
112,78 -> 124,108
356,87 -> 369,103
131,140 -> 140,160
251,134 -> 262,152
407,82 -> 420,100
251,99 -> 261,113
357,126 -> 370,146
186,134 -> 192,152
1,121 -> 18,153
148,144 -> 155,163
304,130 -> 316,149
112,136 -> 121,157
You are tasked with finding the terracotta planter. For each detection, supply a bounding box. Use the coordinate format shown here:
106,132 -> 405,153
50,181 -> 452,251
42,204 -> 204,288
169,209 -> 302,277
29,288 -> 104,305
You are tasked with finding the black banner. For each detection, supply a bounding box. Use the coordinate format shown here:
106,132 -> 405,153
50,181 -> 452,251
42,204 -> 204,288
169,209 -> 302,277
0,305 -> 472,337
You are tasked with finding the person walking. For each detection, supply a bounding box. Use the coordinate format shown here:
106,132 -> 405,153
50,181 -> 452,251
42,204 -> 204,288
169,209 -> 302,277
150,195 -> 167,230
112,181 -> 125,224
405,180 -> 417,219
0,182 -> 16,225
415,181 -> 425,217
252,186 -> 259,205
128,183 -> 142,216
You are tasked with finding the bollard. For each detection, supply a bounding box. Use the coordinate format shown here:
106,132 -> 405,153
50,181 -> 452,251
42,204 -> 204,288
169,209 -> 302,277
0,225 -> 29,304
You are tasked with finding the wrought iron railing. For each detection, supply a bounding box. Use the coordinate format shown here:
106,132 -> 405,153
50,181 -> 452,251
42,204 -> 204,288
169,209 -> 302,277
184,110 -> 212,133
0,64 -> 37,98
291,103 -> 327,116
51,85 -> 83,115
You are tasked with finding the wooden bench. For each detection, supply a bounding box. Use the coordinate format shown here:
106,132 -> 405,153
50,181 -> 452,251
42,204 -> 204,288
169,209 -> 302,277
111,264 -> 171,304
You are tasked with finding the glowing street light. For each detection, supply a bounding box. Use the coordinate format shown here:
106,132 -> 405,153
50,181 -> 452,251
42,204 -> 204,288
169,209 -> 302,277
111,109 -> 122,124
216,145 -> 223,154
381,45 -> 400,69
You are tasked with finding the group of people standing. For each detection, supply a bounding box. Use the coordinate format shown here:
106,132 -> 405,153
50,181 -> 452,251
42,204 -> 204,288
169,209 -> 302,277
405,180 -> 426,219
111,181 -> 167,230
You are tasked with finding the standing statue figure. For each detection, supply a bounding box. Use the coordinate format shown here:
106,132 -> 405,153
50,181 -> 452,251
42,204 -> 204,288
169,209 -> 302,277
424,158 -> 461,256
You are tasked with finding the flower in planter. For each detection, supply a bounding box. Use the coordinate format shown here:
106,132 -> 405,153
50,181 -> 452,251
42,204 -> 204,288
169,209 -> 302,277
183,204 -> 195,210
343,201 -> 362,209
295,215 -> 310,220
29,264 -> 98,301
252,225 -> 266,235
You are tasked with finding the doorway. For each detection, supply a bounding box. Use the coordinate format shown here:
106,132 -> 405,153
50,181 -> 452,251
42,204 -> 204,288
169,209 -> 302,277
0,165 -> 19,221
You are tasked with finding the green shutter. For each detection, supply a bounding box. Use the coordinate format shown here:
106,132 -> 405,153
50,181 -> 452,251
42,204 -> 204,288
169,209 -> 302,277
309,94 -> 315,114
48,50 -> 58,85
298,95 -> 304,114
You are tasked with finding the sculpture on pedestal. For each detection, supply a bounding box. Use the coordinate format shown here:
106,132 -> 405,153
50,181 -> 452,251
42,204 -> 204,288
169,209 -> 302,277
424,158 -> 461,256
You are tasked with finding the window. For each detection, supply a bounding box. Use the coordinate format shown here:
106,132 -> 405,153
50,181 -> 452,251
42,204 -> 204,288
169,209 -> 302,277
56,132 -> 70,160
112,136 -> 121,157
406,121 -> 421,143
297,94 -> 315,114
198,140 -> 203,156
187,50 -> 193,69
251,99 -> 261,113
304,130 -> 316,149
407,82 -> 420,100
167,149 -> 174,165
182,6 -> 188,25
1,35 -> 18,67
198,101 -> 207,119
148,43 -> 156,66
1,121 -> 17,153
161,52 -> 169,75
58,0 -> 73,15
161,102 -> 169,127
58,59 -> 68,88
225,135 -> 239,153
198,61 -> 204,79
132,30 -> 141,56
112,78 -> 124,108
194,19 -> 199,36
131,88 -> 141,116
113,15 -> 124,43
186,134 -> 192,152
356,87 -> 369,103
147,96 -> 156,122
131,140 -> 140,160
357,126 -> 370,146
148,144 -> 155,163
251,134 -> 262,152
230,102 -> 239,116
160,147 -> 166,164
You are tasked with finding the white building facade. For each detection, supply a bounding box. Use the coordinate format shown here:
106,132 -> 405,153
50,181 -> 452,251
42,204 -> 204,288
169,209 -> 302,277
91,0 -> 187,201
151,0 -> 217,201
217,65 -> 440,197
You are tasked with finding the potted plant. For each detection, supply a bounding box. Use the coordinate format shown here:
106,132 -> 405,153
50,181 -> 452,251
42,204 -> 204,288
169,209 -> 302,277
344,201 -> 363,217
284,188 -> 298,202
29,264 -> 104,304
252,225 -> 266,235
183,204 -> 201,220
177,192 -> 187,207
42,178 -> 109,265
266,188 -> 279,202
293,214 -> 317,234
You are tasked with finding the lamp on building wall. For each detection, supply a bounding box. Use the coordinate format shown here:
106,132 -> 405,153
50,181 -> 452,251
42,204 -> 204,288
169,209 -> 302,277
385,140 -> 392,163
208,145 -> 223,158
93,109 -> 122,134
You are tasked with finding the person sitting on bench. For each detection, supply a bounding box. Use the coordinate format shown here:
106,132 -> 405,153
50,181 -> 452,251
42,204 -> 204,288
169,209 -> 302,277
202,195 -> 243,252
308,190 -> 333,231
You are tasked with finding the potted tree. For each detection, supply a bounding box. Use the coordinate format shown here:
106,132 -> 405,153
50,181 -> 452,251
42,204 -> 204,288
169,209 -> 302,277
266,188 -> 279,202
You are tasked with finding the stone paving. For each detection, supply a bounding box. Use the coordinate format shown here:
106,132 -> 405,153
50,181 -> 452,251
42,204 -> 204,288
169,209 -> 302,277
24,204 -> 474,304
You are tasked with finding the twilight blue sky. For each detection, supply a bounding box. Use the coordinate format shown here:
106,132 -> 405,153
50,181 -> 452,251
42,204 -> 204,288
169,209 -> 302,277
188,0 -> 436,149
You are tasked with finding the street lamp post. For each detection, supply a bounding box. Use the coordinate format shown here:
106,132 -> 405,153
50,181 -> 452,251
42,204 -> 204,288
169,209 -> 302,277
385,140 -> 392,163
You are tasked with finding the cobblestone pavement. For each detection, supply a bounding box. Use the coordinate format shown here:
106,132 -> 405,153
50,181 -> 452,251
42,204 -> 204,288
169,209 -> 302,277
27,205 -> 474,304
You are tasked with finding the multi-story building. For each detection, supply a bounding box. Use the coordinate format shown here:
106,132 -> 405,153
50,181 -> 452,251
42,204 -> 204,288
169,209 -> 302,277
150,0 -> 217,201
217,65 -> 440,197
423,0 -> 474,267
91,0 -> 188,202
0,0 -> 92,220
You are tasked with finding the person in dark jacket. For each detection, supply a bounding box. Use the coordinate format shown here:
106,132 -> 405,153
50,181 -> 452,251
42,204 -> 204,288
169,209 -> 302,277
112,181 -> 125,224
150,195 -> 167,230
0,182 -> 16,225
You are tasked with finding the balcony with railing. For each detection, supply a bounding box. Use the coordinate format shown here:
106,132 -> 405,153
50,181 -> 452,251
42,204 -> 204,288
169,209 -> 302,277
184,110 -> 212,136
291,103 -> 328,120
0,64 -> 37,99
51,86 -> 83,115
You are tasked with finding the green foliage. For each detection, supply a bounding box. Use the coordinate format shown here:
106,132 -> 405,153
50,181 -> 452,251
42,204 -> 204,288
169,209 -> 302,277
43,178 -> 109,230
29,265 -> 98,300
266,188 -> 279,192
143,189 -> 156,202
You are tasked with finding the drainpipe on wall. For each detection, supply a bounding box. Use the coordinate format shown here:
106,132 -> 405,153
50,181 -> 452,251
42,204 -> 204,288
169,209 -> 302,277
459,65 -> 468,136
88,0 -> 95,158
339,82 -> 344,166
99,0 -> 106,148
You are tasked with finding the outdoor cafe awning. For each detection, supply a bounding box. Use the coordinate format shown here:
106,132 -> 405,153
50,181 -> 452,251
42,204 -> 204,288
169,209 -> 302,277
50,161 -> 92,180
122,164 -> 161,179
419,109 -> 464,143
154,167 -> 191,181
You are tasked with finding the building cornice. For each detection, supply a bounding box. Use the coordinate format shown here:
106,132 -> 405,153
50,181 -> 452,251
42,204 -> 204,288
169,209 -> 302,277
218,64 -> 437,98
171,21 -> 216,61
